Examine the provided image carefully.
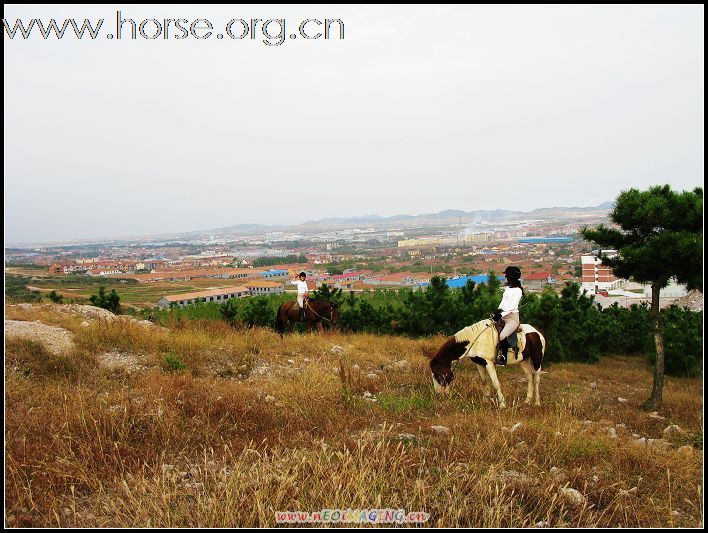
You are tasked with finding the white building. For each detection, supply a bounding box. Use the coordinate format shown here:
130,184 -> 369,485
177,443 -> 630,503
158,286 -> 250,308
580,250 -> 625,295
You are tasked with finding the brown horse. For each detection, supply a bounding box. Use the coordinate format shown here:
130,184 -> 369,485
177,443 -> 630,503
275,299 -> 340,337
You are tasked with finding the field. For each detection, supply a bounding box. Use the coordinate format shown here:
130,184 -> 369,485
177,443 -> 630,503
5,269 -> 263,308
4,304 -> 704,527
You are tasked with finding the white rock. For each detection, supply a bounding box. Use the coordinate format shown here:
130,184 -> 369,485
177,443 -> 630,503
663,425 -> 684,436
632,437 -> 647,447
391,360 -> 412,371
617,397 -> 628,403
330,345 -> 344,354
616,423 -> 626,429
648,411 -> 666,420
363,391 -> 373,398
560,487 -> 587,507
366,373 -> 379,381
396,433 -> 417,442
511,422 -> 522,432
647,438 -> 671,451
287,359 -> 295,365
430,425 -> 450,435
677,445 -> 694,456
536,521 -> 550,528
498,470 -> 531,484
607,427 -> 617,439
264,395 -> 276,403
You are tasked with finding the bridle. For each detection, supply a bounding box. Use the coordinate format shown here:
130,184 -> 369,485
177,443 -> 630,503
304,301 -> 337,323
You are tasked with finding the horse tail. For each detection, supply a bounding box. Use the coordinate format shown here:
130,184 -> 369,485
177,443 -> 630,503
275,303 -> 286,336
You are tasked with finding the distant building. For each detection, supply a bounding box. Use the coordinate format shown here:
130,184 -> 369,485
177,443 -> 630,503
517,237 -> 574,244
524,271 -> 555,290
86,268 -> 122,277
158,286 -> 250,308
245,280 -> 284,296
260,269 -> 290,281
581,251 -> 624,295
121,267 -> 261,283
416,274 -> 505,290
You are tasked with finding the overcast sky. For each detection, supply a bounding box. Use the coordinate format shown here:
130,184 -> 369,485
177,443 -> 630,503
4,4 -> 704,244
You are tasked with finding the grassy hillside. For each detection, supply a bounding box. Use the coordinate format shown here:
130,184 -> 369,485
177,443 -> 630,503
4,304 -> 703,527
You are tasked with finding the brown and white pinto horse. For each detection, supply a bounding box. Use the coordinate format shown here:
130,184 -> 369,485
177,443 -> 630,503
429,319 -> 545,408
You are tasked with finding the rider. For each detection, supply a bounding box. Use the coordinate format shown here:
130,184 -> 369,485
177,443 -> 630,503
290,271 -> 309,321
494,266 -> 524,366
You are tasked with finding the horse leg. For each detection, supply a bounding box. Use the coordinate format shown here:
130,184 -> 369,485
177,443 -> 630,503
533,367 -> 541,407
519,359 -> 534,405
485,364 -> 506,408
475,363 -> 493,400
317,321 -> 324,333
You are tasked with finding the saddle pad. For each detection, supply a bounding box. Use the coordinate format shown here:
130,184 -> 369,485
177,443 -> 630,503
512,324 -> 542,353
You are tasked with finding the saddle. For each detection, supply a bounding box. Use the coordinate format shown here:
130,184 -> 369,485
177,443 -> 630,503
494,320 -> 526,353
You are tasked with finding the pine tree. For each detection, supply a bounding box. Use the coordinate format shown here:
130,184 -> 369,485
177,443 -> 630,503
581,185 -> 703,409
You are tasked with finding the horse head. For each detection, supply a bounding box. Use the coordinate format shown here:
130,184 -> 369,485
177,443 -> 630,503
329,302 -> 340,329
428,337 -> 468,394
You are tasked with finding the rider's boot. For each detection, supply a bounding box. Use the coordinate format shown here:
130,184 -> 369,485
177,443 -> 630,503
496,338 -> 509,366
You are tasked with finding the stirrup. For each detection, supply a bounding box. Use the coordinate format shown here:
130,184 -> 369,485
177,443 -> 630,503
496,351 -> 507,366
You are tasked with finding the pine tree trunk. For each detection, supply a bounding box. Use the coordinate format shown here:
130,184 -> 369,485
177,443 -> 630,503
642,281 -> 665,410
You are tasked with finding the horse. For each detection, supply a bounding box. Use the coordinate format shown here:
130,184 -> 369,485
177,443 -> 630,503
428,318 -> 545,408
275,299 -> 340,337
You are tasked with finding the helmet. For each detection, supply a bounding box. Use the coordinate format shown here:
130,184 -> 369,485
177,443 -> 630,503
503,266 -> 521,281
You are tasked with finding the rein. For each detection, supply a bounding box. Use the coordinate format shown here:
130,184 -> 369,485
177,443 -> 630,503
459,320 -> 496,359
304,301 -> 334,322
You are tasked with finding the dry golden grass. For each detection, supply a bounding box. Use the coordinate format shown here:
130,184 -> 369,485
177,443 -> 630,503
4,305 -> 703,527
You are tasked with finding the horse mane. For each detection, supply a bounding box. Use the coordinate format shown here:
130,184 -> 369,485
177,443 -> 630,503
430,336 -> 469,366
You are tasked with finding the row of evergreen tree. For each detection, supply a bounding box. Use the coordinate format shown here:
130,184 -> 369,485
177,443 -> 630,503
147,275 -> 702,378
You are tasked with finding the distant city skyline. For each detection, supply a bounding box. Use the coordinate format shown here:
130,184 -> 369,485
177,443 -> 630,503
4,5 -> 703,244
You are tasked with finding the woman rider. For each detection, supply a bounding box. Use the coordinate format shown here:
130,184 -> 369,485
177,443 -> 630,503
494,266 -> 523,366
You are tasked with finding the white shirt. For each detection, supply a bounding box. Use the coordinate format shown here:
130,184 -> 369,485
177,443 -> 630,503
499,287 -> 522,316
290,279 -> 308,294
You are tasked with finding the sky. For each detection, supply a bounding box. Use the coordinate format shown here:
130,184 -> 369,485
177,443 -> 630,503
4,4 -> 704,244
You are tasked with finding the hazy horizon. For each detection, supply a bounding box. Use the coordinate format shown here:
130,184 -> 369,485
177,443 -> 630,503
6,198 -> 617,247
4,5 -> 704,244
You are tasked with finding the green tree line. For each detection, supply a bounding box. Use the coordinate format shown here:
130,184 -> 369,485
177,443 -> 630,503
144,274 -> 702,378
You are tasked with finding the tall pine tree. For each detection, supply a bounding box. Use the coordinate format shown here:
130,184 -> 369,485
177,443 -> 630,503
581,185 -> 702,409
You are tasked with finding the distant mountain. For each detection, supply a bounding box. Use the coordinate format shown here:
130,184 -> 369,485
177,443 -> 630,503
297,203 -> 610,227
